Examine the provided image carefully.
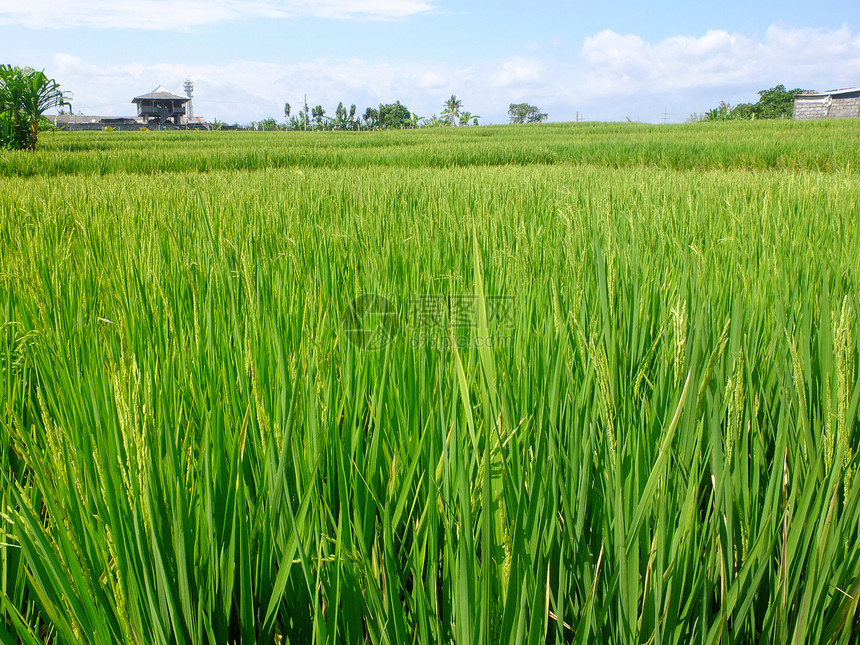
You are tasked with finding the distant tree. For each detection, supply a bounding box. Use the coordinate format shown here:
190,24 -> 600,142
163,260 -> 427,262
754,85 -> 808,119
259,117 -> 278,131
508,103 -> 547,124
704,85 -> 811,121
408,111 -> 425,129
311,105 -> 326,129
340,104 -> 358,130
333,102 -> 348,130
705,101 -> 734,121
210,118 -> 225,131
731,102 -> 757,120
363,106 -> 379,129
459,111 -> 480,126
441,94 -> 462,126
421,114 -> 448,128
378,101 -> 412,129
284,102 -> 291,119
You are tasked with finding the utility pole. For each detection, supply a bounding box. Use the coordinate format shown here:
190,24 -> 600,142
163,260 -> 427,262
662,108 -> 669,124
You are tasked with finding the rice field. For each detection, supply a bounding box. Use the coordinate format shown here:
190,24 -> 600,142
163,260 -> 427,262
1,121 -> 859,643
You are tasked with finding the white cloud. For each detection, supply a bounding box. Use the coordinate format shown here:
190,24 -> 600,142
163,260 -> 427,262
43,23 -> 860,125
578,23 -> 860,97
51,52 -> 553,124
0,0 -> 435,29
491,57 -> 546,88
564,23 -> 860,120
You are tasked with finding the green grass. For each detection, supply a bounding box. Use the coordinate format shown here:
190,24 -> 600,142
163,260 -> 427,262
1,121 -> 859,643
3,118 -> 860,177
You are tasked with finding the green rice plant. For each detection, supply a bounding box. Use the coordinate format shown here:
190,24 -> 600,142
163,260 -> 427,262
0,125 -> 858,643
1,118 -> 858,178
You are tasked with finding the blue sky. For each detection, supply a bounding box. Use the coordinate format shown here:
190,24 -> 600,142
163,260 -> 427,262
1,0 -> 858,123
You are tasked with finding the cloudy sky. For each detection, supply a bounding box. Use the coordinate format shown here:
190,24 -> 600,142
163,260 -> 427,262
1,0 -> 858,124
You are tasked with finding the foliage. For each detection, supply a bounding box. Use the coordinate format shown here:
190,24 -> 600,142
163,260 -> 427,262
1,122 -> 859,643
459,111 -> 480,126
0,67 -> 30,150
754,84 -> 807,118
334,101 -> 347,129
441,94 -> 463,126
311,105 -> 327,129
362,106 -> 379,129
0,111 -> 28,150
331,102 -> 358,131
377,101 -> 413,129
0,64 -> 70,150
288,111 -> 310,131
421,114 -> 449,128
266,95 -> 461,132
705,85 -> 811,121
3,121 -> 860,177
704,101 -> 736,121
508,102 -> 547,124
408,111 -> 424,129
38,116 -> 56,132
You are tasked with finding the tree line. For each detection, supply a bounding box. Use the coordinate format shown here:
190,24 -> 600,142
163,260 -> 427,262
239,96 -> 547,131
1,65 -> 551,139
0,65 -> 70,150
253,95 -> 481,131
696,85 -> 809,121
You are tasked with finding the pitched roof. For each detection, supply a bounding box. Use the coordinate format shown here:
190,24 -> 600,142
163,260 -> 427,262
795,87 -> 860,98
132,86 -> 190,102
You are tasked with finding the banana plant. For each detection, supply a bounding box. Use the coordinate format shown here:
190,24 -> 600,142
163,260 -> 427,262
0,65 -> 70,151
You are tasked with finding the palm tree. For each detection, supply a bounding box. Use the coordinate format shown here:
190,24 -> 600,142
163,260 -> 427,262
442,94 -> 462,126
0,66 -> 71,151
363,107 -> 379,130
311,105 -> 327,130
459,111 -> 480,127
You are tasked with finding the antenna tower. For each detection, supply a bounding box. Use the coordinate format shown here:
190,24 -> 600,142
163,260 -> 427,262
184,78 -> 194,118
